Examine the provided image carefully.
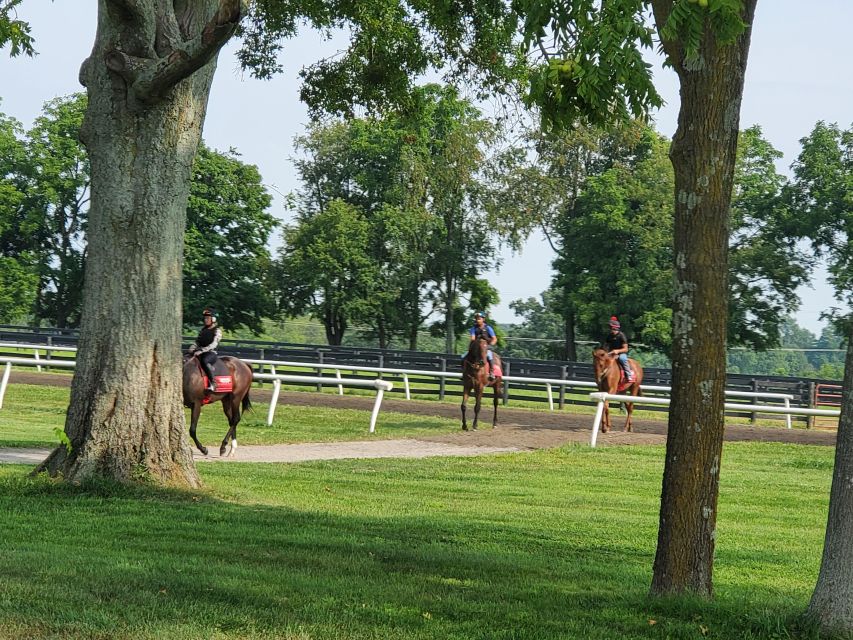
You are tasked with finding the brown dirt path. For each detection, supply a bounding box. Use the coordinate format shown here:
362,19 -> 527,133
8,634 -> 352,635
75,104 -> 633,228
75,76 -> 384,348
5,371 -> 837,453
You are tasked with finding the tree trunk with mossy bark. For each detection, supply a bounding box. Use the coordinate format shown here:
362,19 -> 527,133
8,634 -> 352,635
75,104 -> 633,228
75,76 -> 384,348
35,0 -> 246,487
808,329 -> 853,632
648,0 -> 757,596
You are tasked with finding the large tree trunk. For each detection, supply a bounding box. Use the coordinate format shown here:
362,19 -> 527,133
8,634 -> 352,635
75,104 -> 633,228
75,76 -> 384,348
808,328 -> 853,632
35,1 -> 244,487
649,0 -> 757,596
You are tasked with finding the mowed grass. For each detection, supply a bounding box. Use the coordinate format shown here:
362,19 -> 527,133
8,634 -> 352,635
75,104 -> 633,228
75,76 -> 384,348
0,442 -> 835,639
0,384 -> 463,448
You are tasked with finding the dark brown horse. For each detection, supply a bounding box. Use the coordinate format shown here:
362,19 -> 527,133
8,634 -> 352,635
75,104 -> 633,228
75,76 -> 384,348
182,354 -> 253,457
461,337 -> 503,430
592,348 -> 643,433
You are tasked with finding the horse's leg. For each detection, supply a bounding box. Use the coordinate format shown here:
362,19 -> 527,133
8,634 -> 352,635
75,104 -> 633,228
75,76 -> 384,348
461,382 -> 470,431
625,386 -> 639,432
602,400 -> 610,434
220,395 -> 241,457
189,403 -> 208,456
492,381 -> 500,428
472,384 -> 483,430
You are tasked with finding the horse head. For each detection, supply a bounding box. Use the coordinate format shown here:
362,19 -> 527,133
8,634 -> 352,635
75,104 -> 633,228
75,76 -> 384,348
592,348 -> 614,383
466,337 -> 489,367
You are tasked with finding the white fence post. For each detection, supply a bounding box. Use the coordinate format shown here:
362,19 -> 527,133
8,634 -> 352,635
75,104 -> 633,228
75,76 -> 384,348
590,392 -> 606,448
267,379 -> 281,426
0,362 -> 11,409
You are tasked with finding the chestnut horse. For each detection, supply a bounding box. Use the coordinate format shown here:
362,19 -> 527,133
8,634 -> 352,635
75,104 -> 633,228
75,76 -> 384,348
461,337 -> 503,430
182,354 -> 253,457
592,348 -> 643,433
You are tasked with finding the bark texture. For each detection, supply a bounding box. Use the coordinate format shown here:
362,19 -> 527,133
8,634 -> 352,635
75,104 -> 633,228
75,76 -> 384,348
808,329 -> 853,632
35,0 -> 244,486
649,0 -> 758,596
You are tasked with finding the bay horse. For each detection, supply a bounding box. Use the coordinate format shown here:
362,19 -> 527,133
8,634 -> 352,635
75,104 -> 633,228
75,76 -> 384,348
182,354 -> 253,457
592,348 -> 643,433
461,337 -> 503,430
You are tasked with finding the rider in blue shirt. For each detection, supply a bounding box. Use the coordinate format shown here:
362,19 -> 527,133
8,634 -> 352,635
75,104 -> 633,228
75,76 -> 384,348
469,312 -> 498,380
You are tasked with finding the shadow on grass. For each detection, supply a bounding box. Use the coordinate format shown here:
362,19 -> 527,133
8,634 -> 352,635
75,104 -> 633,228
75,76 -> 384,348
0,464 -> 821,640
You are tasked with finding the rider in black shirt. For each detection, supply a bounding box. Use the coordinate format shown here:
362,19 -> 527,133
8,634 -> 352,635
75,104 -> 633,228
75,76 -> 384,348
603,316 -> 634,382
188,307 -> 222,392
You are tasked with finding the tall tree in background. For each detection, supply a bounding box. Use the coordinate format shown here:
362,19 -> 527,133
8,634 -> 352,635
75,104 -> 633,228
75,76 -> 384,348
419,87 -> 499,353
26,94 -> 90,328
276,200 -> 379,345
184,144 -> 276,334
793,121 -> 853,633
0,108 -> 37,322
728,125 -> 810,350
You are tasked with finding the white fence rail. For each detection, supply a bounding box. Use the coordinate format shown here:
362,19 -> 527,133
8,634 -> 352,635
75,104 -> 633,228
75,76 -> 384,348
588,391 -> 839,448
252,373 -> 393,432
0,343 -> 802,429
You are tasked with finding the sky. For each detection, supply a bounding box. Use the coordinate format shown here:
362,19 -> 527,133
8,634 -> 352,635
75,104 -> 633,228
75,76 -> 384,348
1,1 -> 850,336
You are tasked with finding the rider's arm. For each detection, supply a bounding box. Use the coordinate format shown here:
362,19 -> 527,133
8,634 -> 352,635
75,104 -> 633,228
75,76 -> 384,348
487,326 -> 498,346
469,328 -> 477,341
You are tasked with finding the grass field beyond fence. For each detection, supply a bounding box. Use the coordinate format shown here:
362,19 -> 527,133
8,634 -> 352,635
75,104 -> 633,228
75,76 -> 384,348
0,436 -> 836,639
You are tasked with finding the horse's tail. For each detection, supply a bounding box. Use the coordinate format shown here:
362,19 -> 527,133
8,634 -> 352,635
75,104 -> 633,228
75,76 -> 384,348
242,390 -> 253,413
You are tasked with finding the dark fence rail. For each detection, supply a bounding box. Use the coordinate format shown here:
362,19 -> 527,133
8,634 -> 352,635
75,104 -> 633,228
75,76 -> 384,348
0,325 -> 839,423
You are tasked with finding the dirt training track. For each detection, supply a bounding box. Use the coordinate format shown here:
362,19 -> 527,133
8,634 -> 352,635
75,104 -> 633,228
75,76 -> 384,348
5,371 -> 838,454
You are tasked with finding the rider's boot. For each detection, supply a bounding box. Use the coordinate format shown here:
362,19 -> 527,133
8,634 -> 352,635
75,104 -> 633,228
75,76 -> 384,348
625,365 -> 635,382
488,362 -> 495,381
202,363 -> 217,393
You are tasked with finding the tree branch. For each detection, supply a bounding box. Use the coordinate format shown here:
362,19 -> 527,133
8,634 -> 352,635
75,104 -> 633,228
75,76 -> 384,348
104,0 -> 249,105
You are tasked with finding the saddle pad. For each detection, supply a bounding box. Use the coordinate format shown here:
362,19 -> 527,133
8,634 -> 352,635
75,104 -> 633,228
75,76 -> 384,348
202,375 -> 234,394
492,364 -> 503,378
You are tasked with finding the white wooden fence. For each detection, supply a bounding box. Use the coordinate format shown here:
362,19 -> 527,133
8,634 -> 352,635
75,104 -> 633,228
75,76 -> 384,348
588,391 -> 839,448
0,344 -> 806,432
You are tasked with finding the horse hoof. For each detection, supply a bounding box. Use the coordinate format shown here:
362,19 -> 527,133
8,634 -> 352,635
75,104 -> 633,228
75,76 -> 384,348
201,447 -> 208,456
462,425 -> 468,431
220,446 -> 227,456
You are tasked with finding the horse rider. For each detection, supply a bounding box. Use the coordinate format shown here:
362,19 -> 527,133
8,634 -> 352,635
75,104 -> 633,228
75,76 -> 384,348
469,312 -> 498,381
188,307 -> 222,392
604,315 -> 635,383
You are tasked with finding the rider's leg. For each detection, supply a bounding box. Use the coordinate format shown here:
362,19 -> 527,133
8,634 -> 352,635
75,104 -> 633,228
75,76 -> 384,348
618,353 -> 633,380
200,352 -> 217,391
486,349 -> 495,380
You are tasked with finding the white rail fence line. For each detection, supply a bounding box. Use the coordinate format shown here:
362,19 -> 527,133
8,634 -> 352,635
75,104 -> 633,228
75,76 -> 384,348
252,373 -> 393,432
0,358 -> 394,434
588,391 -> 839,448
0,357 -> 77,409
0,345 -> 800,425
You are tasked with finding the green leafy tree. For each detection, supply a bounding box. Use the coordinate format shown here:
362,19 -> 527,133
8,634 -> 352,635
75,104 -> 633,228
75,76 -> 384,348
291,114 -> 436,349
276,200 -> 380,345
0,1 -> 34,57
26,94 -> 90,328
0,107 -> 37,321
184,144 -> 276,334
728,126 -> 811,350
418,87 -> 500,353
791,121 -> 853,631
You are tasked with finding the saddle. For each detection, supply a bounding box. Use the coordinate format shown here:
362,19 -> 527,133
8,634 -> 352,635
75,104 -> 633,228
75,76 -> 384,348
615,365 -> 635,393
197,356 -> 234,401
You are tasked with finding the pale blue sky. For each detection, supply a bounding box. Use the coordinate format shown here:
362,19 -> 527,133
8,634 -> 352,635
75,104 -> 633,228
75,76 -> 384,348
1,2 -> 850,335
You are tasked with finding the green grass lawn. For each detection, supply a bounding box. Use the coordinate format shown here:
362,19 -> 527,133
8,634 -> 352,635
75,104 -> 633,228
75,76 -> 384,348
0,441 -> 836,639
